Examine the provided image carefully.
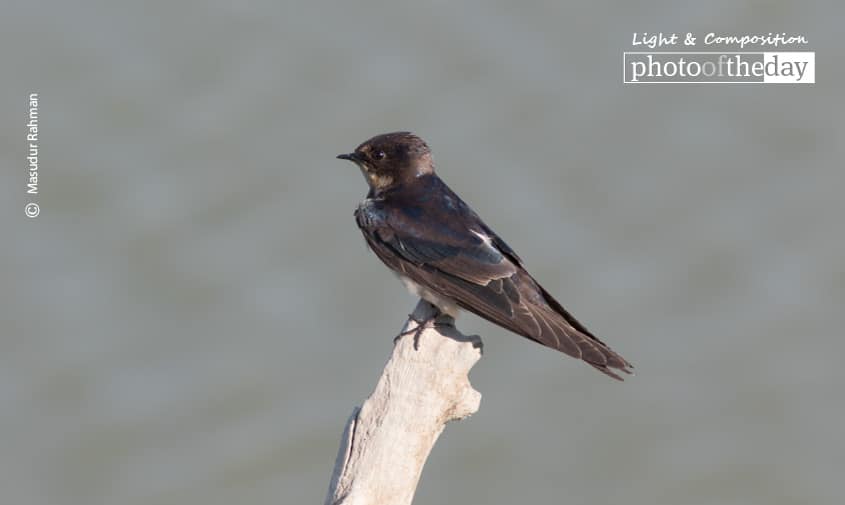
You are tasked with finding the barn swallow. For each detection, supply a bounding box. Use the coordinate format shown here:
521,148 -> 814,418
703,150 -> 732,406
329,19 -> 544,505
338,132 -> 633,380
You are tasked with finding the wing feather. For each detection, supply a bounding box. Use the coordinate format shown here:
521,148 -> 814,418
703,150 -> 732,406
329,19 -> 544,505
355,183 -> 633,380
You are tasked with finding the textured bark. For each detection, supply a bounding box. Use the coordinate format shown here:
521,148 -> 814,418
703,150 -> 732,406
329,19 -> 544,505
325,300 -> 483,505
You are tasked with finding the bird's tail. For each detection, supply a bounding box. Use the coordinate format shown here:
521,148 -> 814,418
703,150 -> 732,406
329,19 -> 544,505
528,286 -> 633,380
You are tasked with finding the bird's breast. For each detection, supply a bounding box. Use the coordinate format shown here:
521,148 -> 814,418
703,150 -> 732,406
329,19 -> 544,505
397,274 -> 460,317
355,198 -> 384,229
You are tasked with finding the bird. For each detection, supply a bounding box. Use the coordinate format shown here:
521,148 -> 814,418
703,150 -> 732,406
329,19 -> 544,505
337,132 -> 633,380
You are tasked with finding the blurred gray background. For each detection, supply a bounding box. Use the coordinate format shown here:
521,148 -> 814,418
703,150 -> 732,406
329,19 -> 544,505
2,1 -> 843,504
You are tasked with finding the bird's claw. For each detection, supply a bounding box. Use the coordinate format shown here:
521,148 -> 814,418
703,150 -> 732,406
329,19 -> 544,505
394,310 -> 452,350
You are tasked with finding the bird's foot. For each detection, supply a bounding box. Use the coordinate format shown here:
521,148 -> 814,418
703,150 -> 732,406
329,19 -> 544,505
394,311 -> 455,350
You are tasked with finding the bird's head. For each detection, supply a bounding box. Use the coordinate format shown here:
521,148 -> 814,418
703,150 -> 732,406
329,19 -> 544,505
337,132 -> 434,193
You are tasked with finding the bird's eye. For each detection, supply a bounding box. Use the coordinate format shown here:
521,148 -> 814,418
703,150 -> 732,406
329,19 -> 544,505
372,150 -> 386,160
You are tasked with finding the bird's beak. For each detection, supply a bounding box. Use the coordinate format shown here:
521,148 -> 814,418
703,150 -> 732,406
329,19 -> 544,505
337,152 -> 361,162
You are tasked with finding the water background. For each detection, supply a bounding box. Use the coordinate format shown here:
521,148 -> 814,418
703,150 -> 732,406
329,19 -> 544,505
2,2 -> 843,504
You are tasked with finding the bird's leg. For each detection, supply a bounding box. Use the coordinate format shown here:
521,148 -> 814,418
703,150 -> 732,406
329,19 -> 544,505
433,312 -> 455,329
394,308 -> 455,350
395,312 -> 436,349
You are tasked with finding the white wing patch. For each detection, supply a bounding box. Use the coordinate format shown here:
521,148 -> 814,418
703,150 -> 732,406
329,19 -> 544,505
470,229 -> 493,246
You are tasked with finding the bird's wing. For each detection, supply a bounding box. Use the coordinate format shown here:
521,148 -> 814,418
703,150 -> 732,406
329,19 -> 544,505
356,201 -> 633,380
